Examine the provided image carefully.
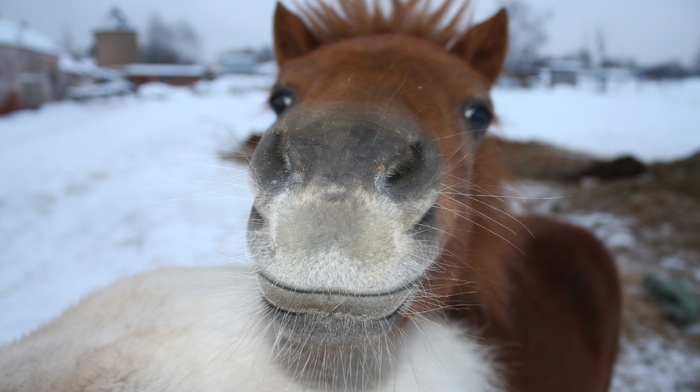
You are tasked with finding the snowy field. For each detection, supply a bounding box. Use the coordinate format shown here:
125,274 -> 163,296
492,79 -> 700,162
1,75 -> 699,389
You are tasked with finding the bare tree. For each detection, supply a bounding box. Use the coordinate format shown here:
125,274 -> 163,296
60,26 -> 81,58
171,21 -> 201,64
594,28 -> 610,92
498,0 -> 551,64
108,7 -> 132,31
141,15 -> 201,64
694,38 -> 700,73
575,47 -> 593,69
142,15 -> 177,63
595,27 -> 609,67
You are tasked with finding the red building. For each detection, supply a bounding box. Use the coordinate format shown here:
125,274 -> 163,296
0,19 -> 61,115
121,64 -> 207,87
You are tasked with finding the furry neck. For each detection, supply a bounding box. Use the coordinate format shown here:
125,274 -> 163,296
269,321 -> 400,391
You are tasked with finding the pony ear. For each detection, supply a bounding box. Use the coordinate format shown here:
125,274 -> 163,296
273,3 -> 320,66
450,8 -> 508,86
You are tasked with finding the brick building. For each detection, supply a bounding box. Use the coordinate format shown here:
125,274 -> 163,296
94,30 -> 139,67
0,18 -> 60,114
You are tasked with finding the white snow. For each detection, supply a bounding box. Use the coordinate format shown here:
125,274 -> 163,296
1,75 -> 699,390
612,337 -> 700,392
492,79 -> 700,162
0,80 -> 274,343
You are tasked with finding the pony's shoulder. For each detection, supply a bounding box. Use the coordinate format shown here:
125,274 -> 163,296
0,265 -> 263,391
0,265 -> 502,392
492,215 -> 621,392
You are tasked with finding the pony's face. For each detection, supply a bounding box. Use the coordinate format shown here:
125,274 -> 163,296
247,4 -> 507,346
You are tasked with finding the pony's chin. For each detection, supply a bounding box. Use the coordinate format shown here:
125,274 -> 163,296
263,298 -> 405,346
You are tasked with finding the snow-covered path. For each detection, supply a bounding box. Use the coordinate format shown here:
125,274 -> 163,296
1,82 -> 275,342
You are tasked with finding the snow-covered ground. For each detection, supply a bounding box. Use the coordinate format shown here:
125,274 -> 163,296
492,79 -> 700,162
1,76 -> 699,389
0,78 -> 275,342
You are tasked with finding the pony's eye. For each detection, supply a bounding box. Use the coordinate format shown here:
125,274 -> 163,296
269,90 -> 295,115
463,103 -> 492,141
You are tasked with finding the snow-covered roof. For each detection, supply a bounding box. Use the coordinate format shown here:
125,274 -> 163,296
0,18 -> 60,55
59,55 -> 97,74
59,55 -> 124,80
122,63 -> 207,77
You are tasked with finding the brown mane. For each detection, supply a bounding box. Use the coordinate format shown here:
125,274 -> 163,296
296,0 -> 472,48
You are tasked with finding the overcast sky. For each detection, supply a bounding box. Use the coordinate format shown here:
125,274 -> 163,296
2,0 -> 699,66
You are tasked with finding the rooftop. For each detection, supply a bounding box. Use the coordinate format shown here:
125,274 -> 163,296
0,17 -> 60,55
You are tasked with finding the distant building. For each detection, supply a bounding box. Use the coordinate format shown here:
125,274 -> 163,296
94,30 -> 139,67
502,61 -> 541,87
0,18 -> 60,114
93,7 -> 139,68
543,59 -> 584,87
121,63 -> 208,87
218,51 -> 258,74
59,56 -> 101,92
60,57 -> 134,101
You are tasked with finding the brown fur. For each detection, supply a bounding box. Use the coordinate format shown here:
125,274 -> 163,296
262,1 -> 622,391
490,215 -> 621,391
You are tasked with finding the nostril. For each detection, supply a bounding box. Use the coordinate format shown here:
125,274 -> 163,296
250,131 -> 291,192
247,206 -> 265,231
384,141 -> 424,188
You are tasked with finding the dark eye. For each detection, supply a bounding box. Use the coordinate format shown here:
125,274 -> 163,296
269,90 -> 295,115
463,103 -> 492,140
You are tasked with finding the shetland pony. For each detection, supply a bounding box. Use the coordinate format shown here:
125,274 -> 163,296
0,1 -> 620,391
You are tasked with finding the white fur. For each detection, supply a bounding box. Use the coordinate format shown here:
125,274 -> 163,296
251,186 -> 435,295
0,265 -> 502,392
